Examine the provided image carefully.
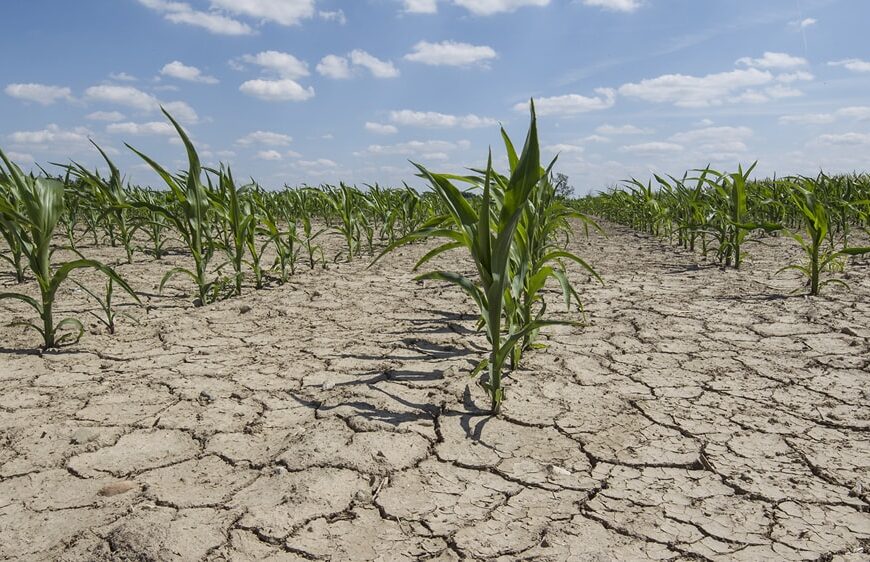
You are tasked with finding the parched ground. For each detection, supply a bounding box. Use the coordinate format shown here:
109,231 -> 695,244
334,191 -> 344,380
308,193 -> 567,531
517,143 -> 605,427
0,223 -> 868,561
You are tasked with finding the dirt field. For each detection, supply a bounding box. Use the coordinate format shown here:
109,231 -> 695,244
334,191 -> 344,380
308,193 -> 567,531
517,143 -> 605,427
1,223 -> 868,561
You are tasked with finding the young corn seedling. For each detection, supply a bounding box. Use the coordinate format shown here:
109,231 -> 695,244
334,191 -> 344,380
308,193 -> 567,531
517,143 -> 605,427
210,166 -> 253,296
326,183 -> 360,262
128,108 -> 218,306
73,277 -> 138,335
0,149 -> 139,348
778,177 -> 870,295
66,141 -> 141,264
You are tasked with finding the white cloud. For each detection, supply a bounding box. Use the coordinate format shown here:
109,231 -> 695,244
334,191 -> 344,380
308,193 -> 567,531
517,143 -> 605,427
161,61 -> 218,84
318,10 -> 346,24
350,49 -> 399,78
8,124 -> 91,146
297,158 -> 339,168
581,0 -> 641,12
349,50 -> 400,78
137,0 -> 253,35
210,0 -> 316,26
239,51 -> 309,79
403,0 -> 438,13
736,52 -> 807,69
318,51 -> 399,79
255,149 -> 283,160
239,79 -> 315,101
837,106 -> 870,120
6,151 -> 34,162
544,143 -> 585,154
814,132 -> 870,146
779,106 -> 870,126
776,71 -> 814,83
791,17 -> 816,29
364,139 -> 471,156
389,109 -> 497,128
404,40 -> 497,67
86,111 -> 126,122
595,124 -> 650,135
107,121 -> 176,136
4,83 -> 72,105
778,113 -> 836,125
237,130 -> 293,145
619,142 -> 683,154
828,58 -> 870,73
84,84 -> 159,111
669,126 -> 752,155
109,72 -> 138,82
316,55 -> 352,79
516,88 -> 616,115
618,68 -> 773,107
365,122 -> 399,134
453,0 -> 549,15
162,100 -> 199,123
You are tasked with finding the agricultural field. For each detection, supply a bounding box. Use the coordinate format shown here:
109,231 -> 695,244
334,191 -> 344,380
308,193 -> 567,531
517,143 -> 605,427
0,104 -> 869,561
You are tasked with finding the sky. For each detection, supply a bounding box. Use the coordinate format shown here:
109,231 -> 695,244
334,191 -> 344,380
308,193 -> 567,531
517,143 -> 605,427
1,0 -> 869,194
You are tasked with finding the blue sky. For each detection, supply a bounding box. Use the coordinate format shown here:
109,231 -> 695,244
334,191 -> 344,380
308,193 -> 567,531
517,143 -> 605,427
2,0 -> 869,194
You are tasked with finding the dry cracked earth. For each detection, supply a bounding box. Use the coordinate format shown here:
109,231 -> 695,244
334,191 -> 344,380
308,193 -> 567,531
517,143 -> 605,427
1,223 -> 869,561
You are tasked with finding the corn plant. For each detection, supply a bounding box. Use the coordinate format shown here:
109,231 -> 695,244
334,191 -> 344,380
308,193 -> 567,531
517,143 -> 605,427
0,149 -> 139,348
73,277 -> 138,334
209,166 -> 253,296
67,141 -> 140,263
778,177 -> 870,295
325,184 -> 360,262
376,102 -> 573,414
128,108 -> 218,306
0,170 -> 27,283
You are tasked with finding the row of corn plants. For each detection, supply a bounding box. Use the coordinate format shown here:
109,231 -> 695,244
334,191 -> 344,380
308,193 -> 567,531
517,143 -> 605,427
577,167 -> 870,295
0,107 -> 449,348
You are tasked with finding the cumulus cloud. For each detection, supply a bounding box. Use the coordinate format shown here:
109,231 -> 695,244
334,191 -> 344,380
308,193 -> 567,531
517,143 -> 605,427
106,121 -> 176,135
596,124 -> 651,135
210,0 -> 315,25
365,122 -> 399,134
255,149 -> 284,160
84,85 -> 160,111
161,61 -> 218,84
404,40 -> 497,67
828,58 -> 870,73
318,9 -> 346,24
363,139 -> 471,156
736,51 -> 808,69
453,0 -> 549,15
316,51 -> 399,79
403,0 -> 438,13
236,131 -> 293,146
779,106 -> 870,125
618,68 -> 774,107
8,124 -> 92,147
136,0 -> 253,35
389,110 -> 497,128
239,79 -> 314,101
4,83 -> 72,105
814,132 -> 870,146
619,142 -> 683,154
86,111 -> 126,122
349,50 -> 400,78
316,55 -> 352,79
515,89 -> 616,115
581,0 -> 641,12
238,51 -> 309,79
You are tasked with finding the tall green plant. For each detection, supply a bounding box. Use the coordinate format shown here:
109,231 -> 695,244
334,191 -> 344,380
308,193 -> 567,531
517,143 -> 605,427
0,150 -> 138,348
128,108 -> 218,306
